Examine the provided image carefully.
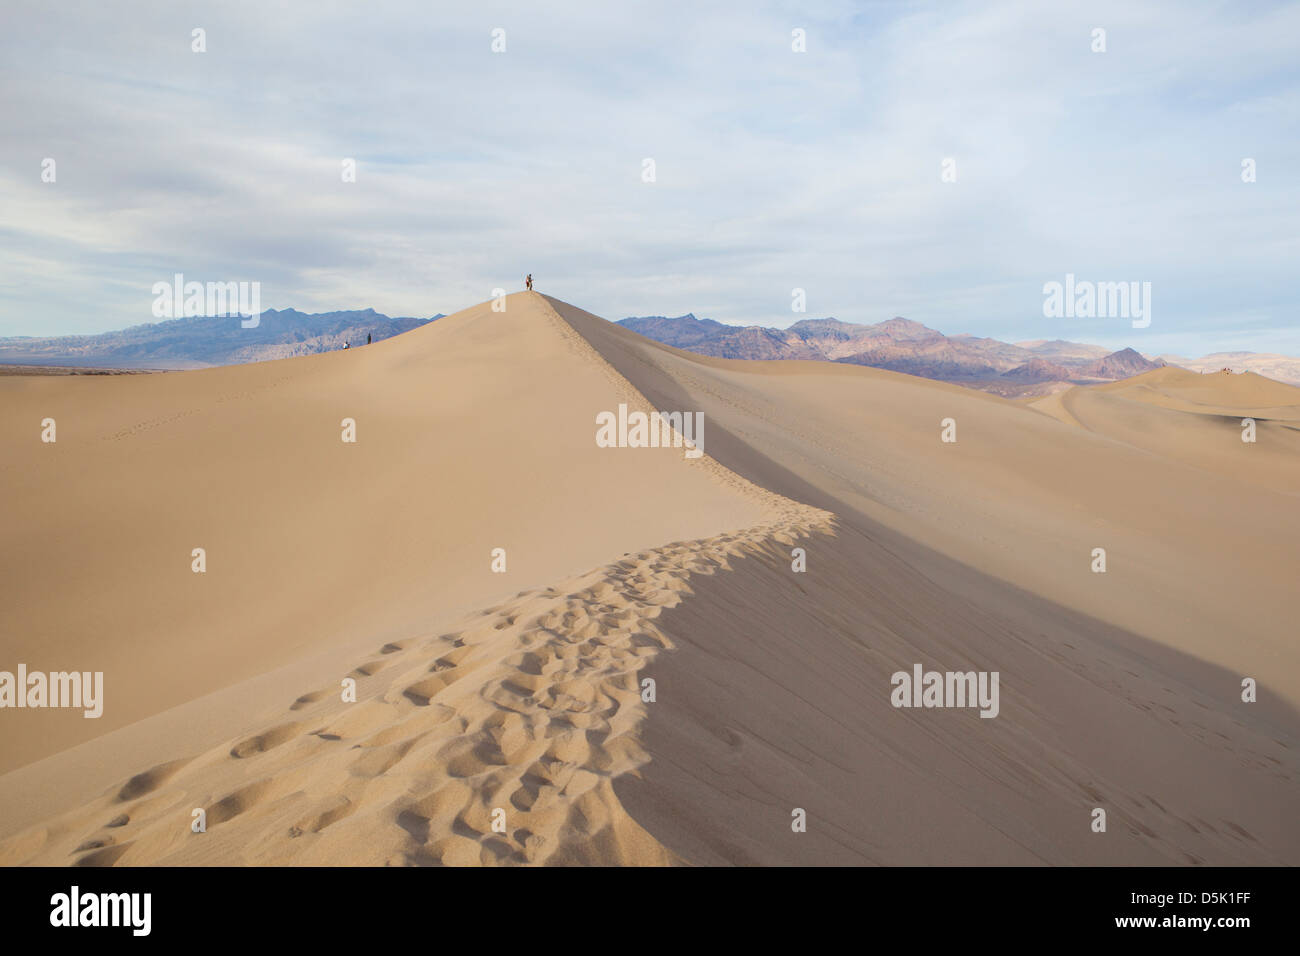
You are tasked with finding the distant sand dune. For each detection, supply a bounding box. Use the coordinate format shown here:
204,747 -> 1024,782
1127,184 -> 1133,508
1030,367 -> 1300,492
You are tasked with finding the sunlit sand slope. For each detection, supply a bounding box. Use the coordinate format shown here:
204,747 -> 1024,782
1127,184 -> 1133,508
0,292 -> 766,772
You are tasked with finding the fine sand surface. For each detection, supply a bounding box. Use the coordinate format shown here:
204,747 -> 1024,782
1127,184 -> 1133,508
0,294 -> 765,773
1,293 -> 1296,865
1030,367 -> 1300,493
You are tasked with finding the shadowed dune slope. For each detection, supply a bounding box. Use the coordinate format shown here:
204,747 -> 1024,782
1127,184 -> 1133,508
550,296 -> 1300,865
554,298 -> 1299,709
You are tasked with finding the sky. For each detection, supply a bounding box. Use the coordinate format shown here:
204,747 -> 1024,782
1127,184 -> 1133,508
1,0 -> 1297,357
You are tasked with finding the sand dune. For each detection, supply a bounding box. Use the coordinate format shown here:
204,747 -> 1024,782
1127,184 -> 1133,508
0,294 -> 763,773
1,293 -> 1296,866
1030,367 -> 1300,492
0,514 -> 828,866
557,299 -> 1300,863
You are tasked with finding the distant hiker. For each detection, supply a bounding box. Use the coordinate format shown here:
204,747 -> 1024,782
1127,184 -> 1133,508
367,333 -> 372,345
526,274 -> 533,291
343,341 -> 349,350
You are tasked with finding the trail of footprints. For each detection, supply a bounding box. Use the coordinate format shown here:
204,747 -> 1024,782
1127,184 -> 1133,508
0,481 -> 1281,865
0,500 -> 834,867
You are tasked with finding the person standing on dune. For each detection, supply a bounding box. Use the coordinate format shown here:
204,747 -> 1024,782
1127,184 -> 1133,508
526,274 -> 533,291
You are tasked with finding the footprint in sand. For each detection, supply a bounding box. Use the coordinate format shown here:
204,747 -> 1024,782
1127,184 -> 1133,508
289,688 -> 332,711
74,836 -> 116,853
351,660 -> 388,677
348,739 -> 417,778
207,779 -> 275,826
230,721 -> 305,758
115,757 -> 192,802
403,671 -> 462,706
396,782 -> 474,844
433,646 -> 474,671
506,650 -> 553,676
288,795 -> 356,837
73,843 -> 133,867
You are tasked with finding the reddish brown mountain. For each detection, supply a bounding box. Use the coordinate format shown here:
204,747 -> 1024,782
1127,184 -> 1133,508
618,314 -> 1165,395
1081,347 -> 1163,379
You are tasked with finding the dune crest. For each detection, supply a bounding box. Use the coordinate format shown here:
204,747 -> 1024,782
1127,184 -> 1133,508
0,292 -> 833,865
0,292 -> 770,773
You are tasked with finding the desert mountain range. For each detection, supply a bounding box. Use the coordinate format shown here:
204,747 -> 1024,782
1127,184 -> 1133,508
0,308 -> 441,370
619,313 -> 1300,394
1,292 -> 1296,866
617,314 -> 1164,396
6,309 -> 1299,397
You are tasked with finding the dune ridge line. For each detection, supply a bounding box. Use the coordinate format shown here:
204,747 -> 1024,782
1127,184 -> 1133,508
0,295 -> 835,866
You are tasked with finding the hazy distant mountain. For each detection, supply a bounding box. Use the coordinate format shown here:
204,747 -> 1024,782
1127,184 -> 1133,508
0,308 -> 442,369
618,314 -> 741,350
1000,358 -> 1074,384
1080,346 -> 1163,380
618,313 -> 1168,395
1014,339 -> 1112,365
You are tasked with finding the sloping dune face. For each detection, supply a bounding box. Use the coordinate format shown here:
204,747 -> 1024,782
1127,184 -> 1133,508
0,293 -> 770,773
2,294 -> 1295,867
0,293 -> 833,866
1030,367 -> 1300,491
550,298 -> 1300,865
1103,365 -> 1300,411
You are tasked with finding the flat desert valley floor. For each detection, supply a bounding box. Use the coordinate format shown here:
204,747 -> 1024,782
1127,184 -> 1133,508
1,293 -> 1296,865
